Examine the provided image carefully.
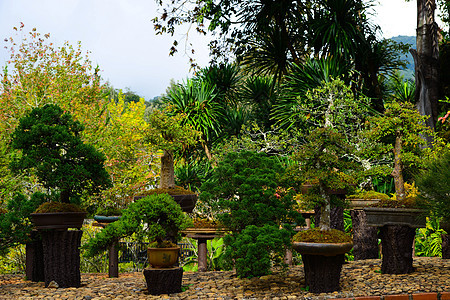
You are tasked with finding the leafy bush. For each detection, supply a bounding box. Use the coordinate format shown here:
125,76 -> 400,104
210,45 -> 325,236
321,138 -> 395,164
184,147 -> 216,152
0,193 -> 47,255
415,150 -> 450,222
200,151 -> 303,278
223,224 -> 291,278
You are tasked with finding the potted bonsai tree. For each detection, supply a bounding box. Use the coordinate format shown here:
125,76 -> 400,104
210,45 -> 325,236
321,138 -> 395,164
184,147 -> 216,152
9,104 -> 112,287
84,193 -> 191,294
290,127 -> 357,293
363,101 -> 431,273
415,150 -> 450,259
138,109 -> 201,213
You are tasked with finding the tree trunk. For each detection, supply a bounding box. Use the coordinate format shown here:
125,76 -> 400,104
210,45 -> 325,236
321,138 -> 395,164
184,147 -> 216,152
411,0 -> 440,144
379,225 -> 416,274
159,150 -> 175,189
392,132 -> 406,202
351,210 -> 379,260
315,205 -> 344,231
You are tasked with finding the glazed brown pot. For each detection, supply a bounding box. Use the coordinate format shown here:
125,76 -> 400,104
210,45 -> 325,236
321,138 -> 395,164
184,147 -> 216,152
147,247 -> 180,268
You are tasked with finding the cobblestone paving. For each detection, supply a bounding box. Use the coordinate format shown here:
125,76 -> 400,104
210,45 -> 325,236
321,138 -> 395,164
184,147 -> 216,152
0,257 -> 449,299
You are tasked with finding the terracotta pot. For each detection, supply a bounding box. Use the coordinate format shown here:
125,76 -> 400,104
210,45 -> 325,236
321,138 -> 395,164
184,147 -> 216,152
363,207 -> 427,228
30,212 -> 87,230
147,247 -> 180,268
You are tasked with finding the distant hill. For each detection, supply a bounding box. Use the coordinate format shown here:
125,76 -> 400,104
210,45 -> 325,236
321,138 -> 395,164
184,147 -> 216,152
389,35 -> 415,80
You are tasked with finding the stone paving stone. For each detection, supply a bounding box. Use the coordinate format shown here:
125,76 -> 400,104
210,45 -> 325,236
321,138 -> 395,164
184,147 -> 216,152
0,257 -> 449,299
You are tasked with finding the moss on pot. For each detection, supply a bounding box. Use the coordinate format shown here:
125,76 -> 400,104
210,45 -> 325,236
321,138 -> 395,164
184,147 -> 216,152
293,228 -> 352,243
34,202 -> 85,213
347,191 -> 390,200
148,240 -> 177,248
369,197 -> 420,209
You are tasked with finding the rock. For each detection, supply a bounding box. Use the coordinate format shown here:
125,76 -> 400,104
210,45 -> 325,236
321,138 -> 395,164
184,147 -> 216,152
47,281 -> 59,288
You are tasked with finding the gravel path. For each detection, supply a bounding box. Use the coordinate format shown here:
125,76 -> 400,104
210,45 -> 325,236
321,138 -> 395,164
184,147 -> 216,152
1,257 -> 449,299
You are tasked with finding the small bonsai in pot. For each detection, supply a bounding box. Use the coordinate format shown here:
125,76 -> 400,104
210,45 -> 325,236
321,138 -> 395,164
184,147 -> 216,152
10,104 -> 112,228
84,193 -> 191,267
140,109 -> 201,212
290,127 -> 356,293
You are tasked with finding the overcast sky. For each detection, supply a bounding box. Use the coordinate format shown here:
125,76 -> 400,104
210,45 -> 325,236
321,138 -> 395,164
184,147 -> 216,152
0,0 -> 423,100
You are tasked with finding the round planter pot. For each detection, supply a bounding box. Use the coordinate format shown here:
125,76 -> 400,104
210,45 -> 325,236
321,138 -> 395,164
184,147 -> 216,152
147,247 -> 180,268
347,198 -> 381,209
93,215 -> 121,223
292,241 -> 353,256
30,212 -> 87,230
293,241 -> 353,293
363,207 -> 427,228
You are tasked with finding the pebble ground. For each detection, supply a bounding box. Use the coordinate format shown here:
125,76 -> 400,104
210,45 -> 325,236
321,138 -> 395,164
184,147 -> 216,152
1,257 -> 449,299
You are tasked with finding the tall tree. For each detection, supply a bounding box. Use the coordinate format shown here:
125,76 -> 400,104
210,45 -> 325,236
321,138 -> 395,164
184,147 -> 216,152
410,0 -> 440,142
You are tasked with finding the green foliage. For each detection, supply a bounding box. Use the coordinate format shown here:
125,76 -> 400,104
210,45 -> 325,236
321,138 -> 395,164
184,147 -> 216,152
223,224 -> 291,278
145,108 -> 201,154
200,151 -> 303,232
415,217 -> 445,257
200,150 -> 302,278
182,237 -> 225,272
415,150 -> 450,222
10,104 -> 111,204
0,244 -> 25,274
0,192 -> 46,254
83,194 -> 191,257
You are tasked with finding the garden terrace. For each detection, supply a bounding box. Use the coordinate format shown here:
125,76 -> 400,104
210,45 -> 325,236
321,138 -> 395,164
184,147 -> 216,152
1,257 -> 449,299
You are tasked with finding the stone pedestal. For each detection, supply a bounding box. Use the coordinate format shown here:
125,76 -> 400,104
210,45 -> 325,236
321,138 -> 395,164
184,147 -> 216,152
40,230 -> 83,287
25,230 -> 45,282
143,267 -> 183,295
301,254 -> 345,293
380,225 -> 415,274
442,234 -> 450,259
351,209 -> 379,260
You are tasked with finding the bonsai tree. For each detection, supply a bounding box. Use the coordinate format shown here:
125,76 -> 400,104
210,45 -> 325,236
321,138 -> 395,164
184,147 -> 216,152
143,109 -> 201,192
292,127 -> 358,232
200,151 -> 303,278
365,101 -> 433,203
10,104 -> 112,207
84,193 -> 192,256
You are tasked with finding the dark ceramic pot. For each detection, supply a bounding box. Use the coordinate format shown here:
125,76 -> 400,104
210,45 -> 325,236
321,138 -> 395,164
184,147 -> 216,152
30,212 -> 87,230
293,241 -> 353,293
93,215 -> 121,223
